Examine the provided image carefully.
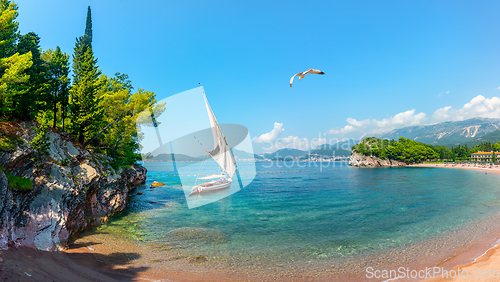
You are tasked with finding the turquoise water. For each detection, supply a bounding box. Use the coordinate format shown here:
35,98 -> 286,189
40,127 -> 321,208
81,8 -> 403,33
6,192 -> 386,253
93,162 -> 500,278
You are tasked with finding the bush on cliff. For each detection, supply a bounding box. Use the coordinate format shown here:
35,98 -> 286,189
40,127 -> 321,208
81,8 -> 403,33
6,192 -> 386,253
0,166 -> 32,192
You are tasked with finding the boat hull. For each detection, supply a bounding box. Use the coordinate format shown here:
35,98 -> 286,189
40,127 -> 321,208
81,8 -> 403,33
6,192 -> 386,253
188,178 -> 232,196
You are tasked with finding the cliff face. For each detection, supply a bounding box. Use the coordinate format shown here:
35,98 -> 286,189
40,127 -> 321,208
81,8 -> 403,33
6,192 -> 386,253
0,122 -> 146,251
349,152 -> 406,167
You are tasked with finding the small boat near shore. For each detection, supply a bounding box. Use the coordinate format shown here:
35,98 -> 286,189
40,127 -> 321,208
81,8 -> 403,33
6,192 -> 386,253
188,87 -> 237,197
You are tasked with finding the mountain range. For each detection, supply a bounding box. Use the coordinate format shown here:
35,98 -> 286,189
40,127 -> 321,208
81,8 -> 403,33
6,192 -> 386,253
381,117 -> 500,146
262,141 -> 355,159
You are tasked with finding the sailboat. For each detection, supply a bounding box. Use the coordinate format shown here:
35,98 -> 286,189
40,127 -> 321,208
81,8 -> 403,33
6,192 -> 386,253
188,88 -> 237,196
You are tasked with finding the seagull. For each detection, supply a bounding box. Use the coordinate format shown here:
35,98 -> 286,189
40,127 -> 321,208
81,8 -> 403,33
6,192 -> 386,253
290,69 -> 325,87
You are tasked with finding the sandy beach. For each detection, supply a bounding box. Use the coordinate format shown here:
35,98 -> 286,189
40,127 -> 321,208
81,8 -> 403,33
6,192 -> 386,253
411,163 -> 500,282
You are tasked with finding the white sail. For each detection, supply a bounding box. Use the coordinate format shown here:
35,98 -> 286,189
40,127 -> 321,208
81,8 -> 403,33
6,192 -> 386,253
202,91 -> 236,179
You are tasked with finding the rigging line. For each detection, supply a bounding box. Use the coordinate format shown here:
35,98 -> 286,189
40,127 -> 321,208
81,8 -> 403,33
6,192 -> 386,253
194,135 -> 228,176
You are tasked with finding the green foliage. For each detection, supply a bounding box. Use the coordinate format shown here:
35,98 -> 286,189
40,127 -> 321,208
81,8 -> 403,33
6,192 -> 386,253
0,134 -> 21,152
92,73 -> 164,168
353,137 -> 440,163
30,124 -> 50,156
42,46 -> 70,130
84,6 -> 92,46
52,157 -> 69,166
0,1 -> 34,117
0,166 -> 32,192
69,35 -> 103,144
13,32 -> 51,120
0,0 -> 19,58
0,4 -> 164,170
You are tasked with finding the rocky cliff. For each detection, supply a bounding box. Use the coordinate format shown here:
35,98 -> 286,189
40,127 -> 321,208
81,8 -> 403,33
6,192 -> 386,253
349,152 -> 407,167
0,121 -> 146,251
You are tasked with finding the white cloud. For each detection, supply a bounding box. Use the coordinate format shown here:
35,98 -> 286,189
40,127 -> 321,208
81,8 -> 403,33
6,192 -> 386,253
252,122 -> 284,143
311,138 -> 327,149
328,109 -> 427,137
432,95 -> 500,123
253,122 -> 327,153
496,87 -> 500,90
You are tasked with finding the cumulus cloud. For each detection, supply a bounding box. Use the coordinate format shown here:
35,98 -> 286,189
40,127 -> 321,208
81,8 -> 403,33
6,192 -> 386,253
328,109 -> 427,137
252,122 -> 327,153
252,122 -> 284,143
432,95 -> 500,123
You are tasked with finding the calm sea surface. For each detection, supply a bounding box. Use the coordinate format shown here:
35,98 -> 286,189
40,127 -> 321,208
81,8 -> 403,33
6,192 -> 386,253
78,162 -> 500,280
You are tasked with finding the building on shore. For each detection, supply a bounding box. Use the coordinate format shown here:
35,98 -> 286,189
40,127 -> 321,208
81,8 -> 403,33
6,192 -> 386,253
470,151 -> 499,162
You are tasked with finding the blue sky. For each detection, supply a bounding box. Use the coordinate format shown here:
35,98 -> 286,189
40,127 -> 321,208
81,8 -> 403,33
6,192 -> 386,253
16,0 -> 500,153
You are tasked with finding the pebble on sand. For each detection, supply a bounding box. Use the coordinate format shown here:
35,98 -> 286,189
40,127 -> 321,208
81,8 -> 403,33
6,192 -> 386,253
189,255 -> 207,263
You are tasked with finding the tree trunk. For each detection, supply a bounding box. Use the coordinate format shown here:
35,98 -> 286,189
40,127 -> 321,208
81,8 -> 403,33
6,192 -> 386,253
83,114 -> 125,148
52,102 -> 57,129
78,123 -> 85,145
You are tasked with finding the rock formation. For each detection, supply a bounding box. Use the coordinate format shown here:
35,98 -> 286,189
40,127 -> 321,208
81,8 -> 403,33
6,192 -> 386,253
348,151 -> 406,167
0,121 -> 146,251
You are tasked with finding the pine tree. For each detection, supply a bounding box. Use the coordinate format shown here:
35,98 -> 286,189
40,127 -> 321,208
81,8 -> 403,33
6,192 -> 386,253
44,46 -> 70,129
14,32 -> 50,120
0,0 -> 33,118
82,6 -> 92,49
0,0 -> 18,58
70,7 -> 103,144
70,35 -> 103,145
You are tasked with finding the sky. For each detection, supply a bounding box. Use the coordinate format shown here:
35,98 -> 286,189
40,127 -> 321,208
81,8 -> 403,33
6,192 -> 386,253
15,0 -> 500,153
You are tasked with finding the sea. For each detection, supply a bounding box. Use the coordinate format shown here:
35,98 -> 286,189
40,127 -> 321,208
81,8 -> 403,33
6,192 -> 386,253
75,162 -> 500,281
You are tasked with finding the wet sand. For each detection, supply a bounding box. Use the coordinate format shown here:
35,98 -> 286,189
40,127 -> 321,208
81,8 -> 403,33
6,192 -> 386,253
411,163 -> 500,281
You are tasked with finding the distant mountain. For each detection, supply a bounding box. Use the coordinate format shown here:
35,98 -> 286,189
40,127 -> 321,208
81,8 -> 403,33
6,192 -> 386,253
309,143 -> 353,157
381,118 -> 500,146
471,129 -> 500,144
150,153 -> 201,162
263,148 -> 307,159
231,148 -> 263,159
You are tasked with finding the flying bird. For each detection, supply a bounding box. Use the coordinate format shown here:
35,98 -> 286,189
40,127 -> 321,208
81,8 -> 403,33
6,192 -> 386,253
290,69 -> 325,88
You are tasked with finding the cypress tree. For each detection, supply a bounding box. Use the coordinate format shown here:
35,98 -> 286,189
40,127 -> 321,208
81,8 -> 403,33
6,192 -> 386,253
69,7 -> 103,145
83,6 -> 92,48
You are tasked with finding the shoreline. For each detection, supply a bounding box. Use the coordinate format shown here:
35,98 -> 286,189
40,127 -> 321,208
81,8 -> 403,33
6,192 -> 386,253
410,163 -> 500,282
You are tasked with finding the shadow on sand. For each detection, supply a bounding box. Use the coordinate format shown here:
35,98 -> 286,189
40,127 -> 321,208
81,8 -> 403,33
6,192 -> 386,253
0,246 -> 147,282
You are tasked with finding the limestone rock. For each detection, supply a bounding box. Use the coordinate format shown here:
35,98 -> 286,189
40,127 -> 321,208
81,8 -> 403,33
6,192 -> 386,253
0,121 -> 147,251
349,152 -> 406,167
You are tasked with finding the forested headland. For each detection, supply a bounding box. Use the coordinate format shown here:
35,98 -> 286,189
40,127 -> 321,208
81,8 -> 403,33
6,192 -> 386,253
0,2 -> 163,169
353,137 -> 500,163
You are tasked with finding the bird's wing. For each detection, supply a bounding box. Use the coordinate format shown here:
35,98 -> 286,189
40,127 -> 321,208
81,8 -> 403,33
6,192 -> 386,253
290,73 -> 302,87
307,69 -> 325,75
